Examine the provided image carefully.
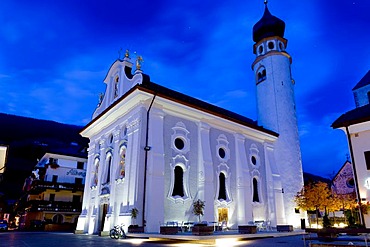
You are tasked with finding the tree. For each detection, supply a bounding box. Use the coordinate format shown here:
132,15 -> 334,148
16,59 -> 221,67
335,193 -> 357,226
325,193 -> 342,225
295,181 -> 333,227
130,207 -> 139,226
192,199 -> 205,223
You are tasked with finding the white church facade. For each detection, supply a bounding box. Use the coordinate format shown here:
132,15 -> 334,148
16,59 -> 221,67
76,3 -> 304,234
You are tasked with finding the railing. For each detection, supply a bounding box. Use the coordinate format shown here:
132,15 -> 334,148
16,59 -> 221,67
30,180 -> 84,192
26,200 -> 82,212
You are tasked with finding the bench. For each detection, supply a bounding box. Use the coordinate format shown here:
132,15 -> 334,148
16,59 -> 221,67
277,225 -> 293,232
160,226 -> 179,235
192,225 -> 214,236
127,225 -> 144,233
238,225 -> 257,234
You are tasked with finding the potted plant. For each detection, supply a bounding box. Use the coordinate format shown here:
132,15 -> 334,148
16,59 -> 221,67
191,199 -> 213,235
192,199 -> 205,223
127,207 -> 144,233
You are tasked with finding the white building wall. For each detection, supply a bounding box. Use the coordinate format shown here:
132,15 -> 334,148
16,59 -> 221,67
79,93 -> 282,233
346,123 -> 370,227
163,115 -> 198,224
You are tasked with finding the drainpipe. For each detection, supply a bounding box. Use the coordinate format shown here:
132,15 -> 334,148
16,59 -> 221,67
142,94 -> 156,228
345,125 -> 365,227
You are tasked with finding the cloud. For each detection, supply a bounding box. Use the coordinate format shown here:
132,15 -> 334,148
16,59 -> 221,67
0,74 -> 10,79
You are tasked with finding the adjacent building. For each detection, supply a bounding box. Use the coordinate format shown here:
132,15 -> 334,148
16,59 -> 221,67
76,3 -> 304,234
331,160 -> 355,196
0,145 -> 7,183
332,70 -> 370,227
18,152 -> 87,230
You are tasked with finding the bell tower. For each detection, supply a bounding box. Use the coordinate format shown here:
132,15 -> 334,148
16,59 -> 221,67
252,1 -> 304,226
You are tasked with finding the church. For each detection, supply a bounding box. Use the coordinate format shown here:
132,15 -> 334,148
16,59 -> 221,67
76,3 -> 304,234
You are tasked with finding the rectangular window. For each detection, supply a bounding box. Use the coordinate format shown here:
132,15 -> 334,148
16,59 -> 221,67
49,158 -> 58,164
72,195 -> 81,203
77,162 -> 84,169
365,151 -> 370,170
75,178 -> 83,185
49,194 -> 55,201
52,175 -> 58,183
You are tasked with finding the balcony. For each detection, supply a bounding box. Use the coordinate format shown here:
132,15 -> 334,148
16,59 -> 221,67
29,180 -> 84,194
26,200 -> 82,212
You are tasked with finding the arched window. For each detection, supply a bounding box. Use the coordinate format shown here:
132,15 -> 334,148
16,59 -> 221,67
91,158 -> 99,187
114,76 -> 119,98
172,166 -> 184,197
252,178 -> 260,202
118,146 -> 126,179
53,214 -> 64,224
104,155 -> 112,184
257,68 -> 266,83
218,173 -> 227,200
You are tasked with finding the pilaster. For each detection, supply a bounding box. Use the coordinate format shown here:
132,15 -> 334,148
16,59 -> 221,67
197,122 -> 214,222
145,108 -> 165,232
234,133 -> 252,225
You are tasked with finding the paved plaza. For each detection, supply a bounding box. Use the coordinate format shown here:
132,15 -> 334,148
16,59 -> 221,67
2,230 -> 370,247
0,231 -> 309,247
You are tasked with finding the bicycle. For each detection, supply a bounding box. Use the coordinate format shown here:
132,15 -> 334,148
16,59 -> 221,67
109,223 -> 126,239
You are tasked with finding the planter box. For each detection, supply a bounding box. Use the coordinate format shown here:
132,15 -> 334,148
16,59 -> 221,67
277,225 -> 293,232
316,231 -> 338,241
192,225 -> 214,236
160,226 -> 179,235
127,226 -> 144,233
238,225 -> 257,234
44,223 -> 75,232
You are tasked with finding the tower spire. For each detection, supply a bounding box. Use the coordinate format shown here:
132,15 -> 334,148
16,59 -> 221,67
252,1 -> 285,43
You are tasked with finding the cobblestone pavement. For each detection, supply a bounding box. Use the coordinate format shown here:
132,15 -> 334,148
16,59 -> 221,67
0,231 -> 310,247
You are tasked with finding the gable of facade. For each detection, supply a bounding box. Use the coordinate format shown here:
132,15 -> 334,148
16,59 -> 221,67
331,161 -> 355,195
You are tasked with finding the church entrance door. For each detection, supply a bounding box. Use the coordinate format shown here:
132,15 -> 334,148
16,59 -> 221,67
218,208 -> 228,226
99,203 -> 108,232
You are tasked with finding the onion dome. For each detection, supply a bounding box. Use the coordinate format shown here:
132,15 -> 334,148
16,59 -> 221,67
253,3 -> 285,43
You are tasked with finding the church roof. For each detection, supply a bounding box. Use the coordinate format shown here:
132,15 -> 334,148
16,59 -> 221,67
85,75 -> 278,137
252,3 -> 285,43
352,70 -> 370,91
139,80 -> 278,136
331,103 -> 370,128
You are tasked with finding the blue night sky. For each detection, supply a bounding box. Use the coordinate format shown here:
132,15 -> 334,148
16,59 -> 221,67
0,0 -> 369,178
